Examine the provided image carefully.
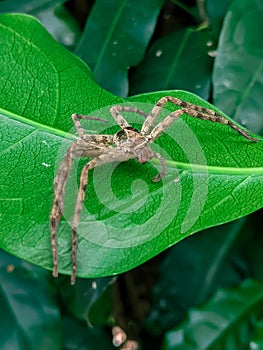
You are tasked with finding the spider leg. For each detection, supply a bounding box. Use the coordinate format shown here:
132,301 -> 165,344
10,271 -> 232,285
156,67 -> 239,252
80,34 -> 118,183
72,114 -> 114,143
143,96 -> 258,142
50,142 -> 80,278
50,137 -> 110,278
180,105 -> 258,141
110,106 -> 148,130
141,100 -> 169,135
72,113 -> 109,125
148,109 -> 185,142
152,152 -> 167,182
70,148 -> 132,284
205,112 -> 257,141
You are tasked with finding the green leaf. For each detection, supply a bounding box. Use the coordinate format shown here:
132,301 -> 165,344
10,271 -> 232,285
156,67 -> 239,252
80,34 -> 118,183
130,28 -> 214,100
145,219 -> 247,334
1,13 -> 263,280
212,0 -> 263,134
0,0 -> 65,13
170,0 -> 200,20
0,250 -> 61,349
244,212 -> 263,280
62,315 -> 115,350
0,0 -> 81,50
0,13 -> 119,130
58,275 -> 113,322
205,0 -> 232,40
162,279 -> 263,350
35,5 -> 81,50
249,319 -> 263,350
75,0 -> 165,97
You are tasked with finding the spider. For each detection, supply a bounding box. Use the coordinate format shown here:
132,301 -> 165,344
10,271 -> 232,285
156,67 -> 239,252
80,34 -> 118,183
50,96 -> 258,284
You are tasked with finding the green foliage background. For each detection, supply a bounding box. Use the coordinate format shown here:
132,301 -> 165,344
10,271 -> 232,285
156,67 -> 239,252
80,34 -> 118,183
0,0 -> 263,349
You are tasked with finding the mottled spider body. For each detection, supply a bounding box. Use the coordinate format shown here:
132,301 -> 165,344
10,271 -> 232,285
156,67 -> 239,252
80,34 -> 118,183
114,127 -> 157,164
50,96 -> 257,286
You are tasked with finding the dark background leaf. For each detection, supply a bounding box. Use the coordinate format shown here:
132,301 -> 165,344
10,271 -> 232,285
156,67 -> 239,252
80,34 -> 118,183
129,27 -> 214,99
75,0 -> 165,97
212,0 -> 263,134
205,0 -> 232,39
0,0 -> 81,50
162,279 -> 263,350
0,250 -> 61,350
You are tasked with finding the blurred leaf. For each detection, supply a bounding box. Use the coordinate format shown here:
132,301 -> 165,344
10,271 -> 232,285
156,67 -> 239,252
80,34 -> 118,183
62,315 -> 114,350
130,28 -> 214,99
249,319 -> 263,350
0,0 -> 81,49
244,210 -> 263,280
35,5 -> 81,50
75,0 -> 165,97
0,250 -> 61,350
205,0 -> 232,40
170,0 -> 200,21
0,0 -> 65,13
145,219 -> 248,334
88,283 -> 114,326
58,275 -> 114,322
213,0 -> 263,134
162,279 -> 263,350
1,14 -> 263,281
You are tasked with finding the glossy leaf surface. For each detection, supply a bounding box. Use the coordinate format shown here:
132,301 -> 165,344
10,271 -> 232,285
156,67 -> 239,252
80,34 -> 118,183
0,0 -> 80,50
130,28 -> 214,100
162,279 -> 263,350
1,14 -> 263,279
213,0 -> 263,134
75,0 -> 165,97
0,250 -> 60,349
145,219 -> 247,333
249,319 -> 263,350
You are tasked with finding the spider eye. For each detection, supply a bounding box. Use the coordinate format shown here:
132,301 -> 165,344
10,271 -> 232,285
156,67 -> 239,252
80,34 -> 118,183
115,127 -> 140,141
116,130 -> 127,140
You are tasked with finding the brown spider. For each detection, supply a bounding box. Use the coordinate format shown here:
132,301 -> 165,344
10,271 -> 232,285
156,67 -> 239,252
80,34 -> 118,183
50,96 -> 257,285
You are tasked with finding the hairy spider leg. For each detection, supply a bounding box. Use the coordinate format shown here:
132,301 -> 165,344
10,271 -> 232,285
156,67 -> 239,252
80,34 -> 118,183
51,114 -> 114,278
70,147 -> 133,284
151,151 -> 168,182
148,109 -> 185,142
50,142 -> 80,278
143,96 -> 258,142
141,101 -> 167,135
110,106 -> 148,129
72,113 -> 109,126
140,96 -> 197,135
180,106 -> 258,141
133,109 -> 184,182
72,114 -> 112,142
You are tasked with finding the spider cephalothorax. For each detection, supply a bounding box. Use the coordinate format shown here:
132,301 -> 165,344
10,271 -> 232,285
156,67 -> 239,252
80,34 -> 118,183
50,96 -> 257,285
114,126 -> 157,165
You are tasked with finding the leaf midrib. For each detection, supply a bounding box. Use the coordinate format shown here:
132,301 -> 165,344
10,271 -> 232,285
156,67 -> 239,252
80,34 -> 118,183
0,108 -> 75,140
163,29 -> 191,89
93,0 -> 128,75
161,158 -> 263,175
2,108 -> 263,176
